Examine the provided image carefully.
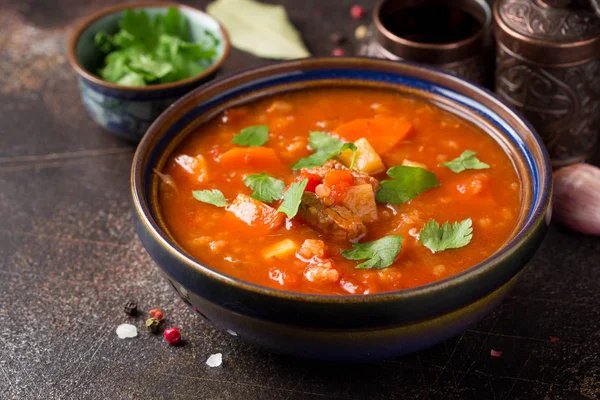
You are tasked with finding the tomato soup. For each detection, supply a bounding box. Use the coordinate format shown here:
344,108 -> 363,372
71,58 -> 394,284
158,87 -> 521,295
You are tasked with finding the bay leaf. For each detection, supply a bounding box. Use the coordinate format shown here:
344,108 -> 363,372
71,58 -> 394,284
207,0 -> 310,60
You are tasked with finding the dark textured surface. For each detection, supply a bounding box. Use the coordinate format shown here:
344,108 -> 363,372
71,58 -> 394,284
0,0 -> 599,399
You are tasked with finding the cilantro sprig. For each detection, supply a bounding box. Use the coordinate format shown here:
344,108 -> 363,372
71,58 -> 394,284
341,236 -> 403,269
376,165 -> 440,204
292,132 -> 357,170
192,189 -> 228,207
244,173 -> 285,203
419,218 -> 473,253
442,150 -> 490,173
94,7 -> 219,86
232,125 -> 269,147
277,178 -> 308,219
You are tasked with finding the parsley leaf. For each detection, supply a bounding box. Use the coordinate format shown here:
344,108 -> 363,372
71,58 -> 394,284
419,218 -> 473,253
291,132 -> 356,170
244,173 -> 285,203
442,150 -> 490,173
94,7 -> 219,86
376,166 -> 440,204
231,125 -> 269,147
277,178 -> 308,219
192,189 -> 228,207
341,235 -> 403,270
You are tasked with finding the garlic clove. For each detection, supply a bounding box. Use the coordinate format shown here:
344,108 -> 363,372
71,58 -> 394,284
552,163 -> 600,235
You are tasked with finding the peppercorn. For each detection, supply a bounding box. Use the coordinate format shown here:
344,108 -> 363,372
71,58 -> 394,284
123,300 -> 138,317
164,327 -> 182,345
332,48 -> 344,57
146,318 -> 161,334
149,308 -> 164,321
350,5 -> 366,20
329,32 -> 346,45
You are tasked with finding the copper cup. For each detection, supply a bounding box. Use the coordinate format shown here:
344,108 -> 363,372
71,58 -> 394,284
361,0 -> 493,85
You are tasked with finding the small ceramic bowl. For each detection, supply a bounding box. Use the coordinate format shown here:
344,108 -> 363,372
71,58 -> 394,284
132,58 -> 552,361
68,2 -> 230,142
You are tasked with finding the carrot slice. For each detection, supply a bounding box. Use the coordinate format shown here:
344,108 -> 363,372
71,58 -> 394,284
226,194 -> 284,233
334,118 -> 413,154
218,147 -> 284,171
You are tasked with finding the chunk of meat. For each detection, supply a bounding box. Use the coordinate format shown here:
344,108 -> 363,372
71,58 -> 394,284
298,192 -> 367,242
304,259 -> 339,283
297,239 -> 326,260
341,184 -> 378,223
226,194 -> 284,233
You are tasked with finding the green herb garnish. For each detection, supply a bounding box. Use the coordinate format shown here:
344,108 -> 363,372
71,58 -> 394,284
277,178 -> 308,219
375,166 -> 440,204
442,150 -> 490,173
244,172 -> 285,203
231,125 -> 269,147
94,7 -> 219,86
341,235 -> 403,269
292,132 -> 356,170
419,218 -> 473,253
192,189 -> 227,207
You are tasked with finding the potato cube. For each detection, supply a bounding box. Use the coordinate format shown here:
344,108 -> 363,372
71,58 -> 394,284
339,138 -> 385,175
263,239 -> 299,260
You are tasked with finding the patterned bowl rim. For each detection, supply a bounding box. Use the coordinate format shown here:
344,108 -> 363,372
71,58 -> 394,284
132,57 -> 552,304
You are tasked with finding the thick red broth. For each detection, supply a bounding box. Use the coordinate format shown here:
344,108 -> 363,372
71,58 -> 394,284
158,87 -> 521,295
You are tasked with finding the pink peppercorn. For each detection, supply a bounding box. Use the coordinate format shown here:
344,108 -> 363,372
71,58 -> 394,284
350,5 -> 366,20
149,308 -> 164,321
332,48 -> 344,56
164,327 -> 182,345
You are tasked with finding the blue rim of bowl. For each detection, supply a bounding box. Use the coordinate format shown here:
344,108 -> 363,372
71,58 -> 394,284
67,1 -> 231,93
132,57 -> 552,303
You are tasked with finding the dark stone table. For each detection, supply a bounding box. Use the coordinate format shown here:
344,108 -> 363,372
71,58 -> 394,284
1,0 -> 599,399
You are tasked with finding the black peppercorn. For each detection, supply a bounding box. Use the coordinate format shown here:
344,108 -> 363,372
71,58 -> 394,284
329,32 -> 346,45
124,300 -> 138,316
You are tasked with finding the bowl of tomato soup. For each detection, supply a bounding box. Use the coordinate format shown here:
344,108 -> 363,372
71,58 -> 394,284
132,58 -> 551,361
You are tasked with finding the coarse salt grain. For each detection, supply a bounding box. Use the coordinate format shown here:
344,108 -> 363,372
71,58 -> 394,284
490,349 -> 502,357
116,324 -> 138,339
355,25 -> 368,40
206,353 -> 223,367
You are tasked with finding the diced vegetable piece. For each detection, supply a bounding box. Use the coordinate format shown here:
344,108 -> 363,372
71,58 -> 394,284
334,118 -> 413,154
174,154 -> 209,182
402,159 -> 427,170
323,169 -> 354,203
263,239 -> 299,260
226,194 -> 284,231
218,147 -> 283,171
295,171 -> 322,193
341,184 -> 378,223
339,138 -> 385,174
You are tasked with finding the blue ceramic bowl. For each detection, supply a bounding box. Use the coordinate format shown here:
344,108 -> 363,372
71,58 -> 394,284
68,2 -> 230,142
132,58 -> 552,361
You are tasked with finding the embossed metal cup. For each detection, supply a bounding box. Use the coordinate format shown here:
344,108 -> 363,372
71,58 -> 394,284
494,0 -> 600,167
360,0 -> 493,85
